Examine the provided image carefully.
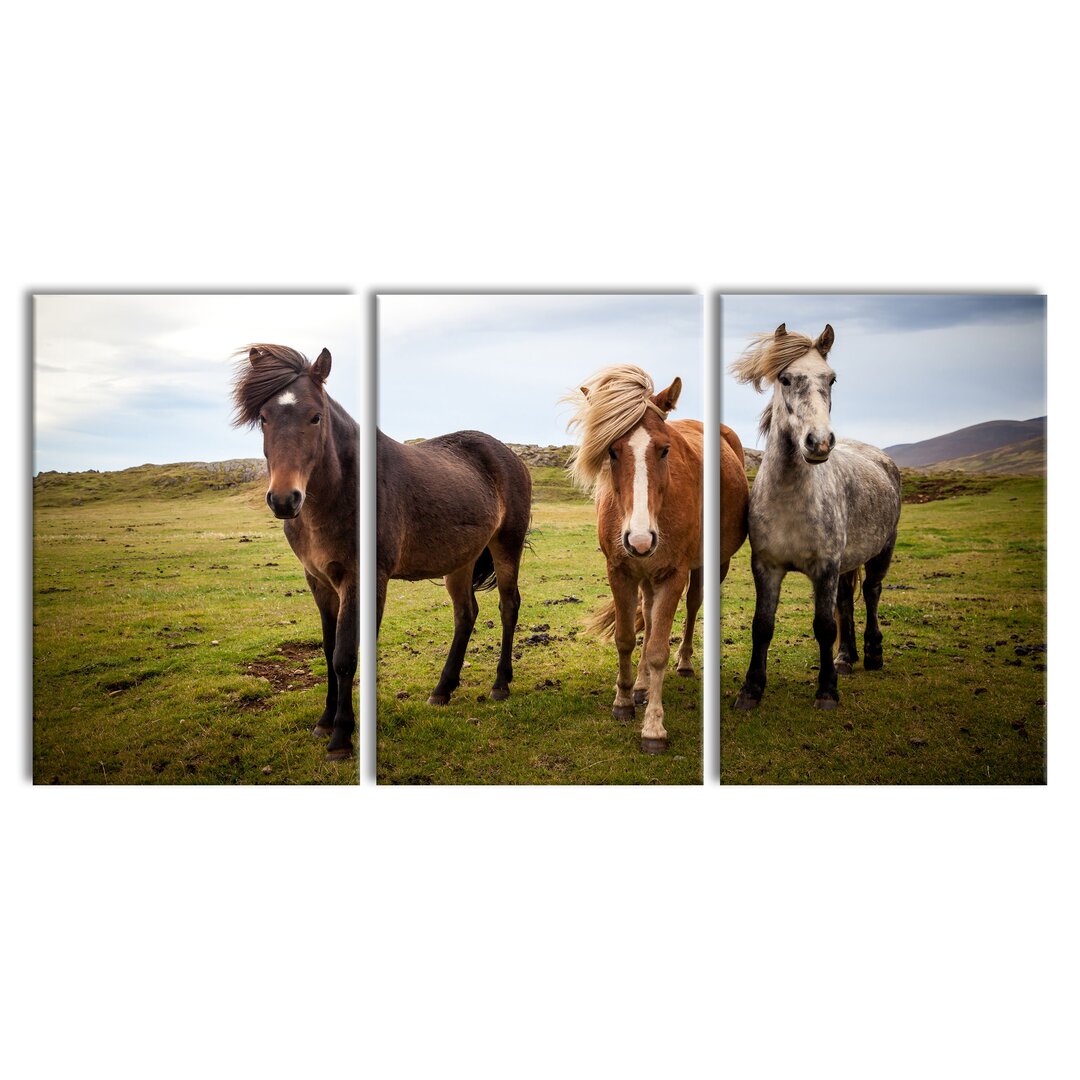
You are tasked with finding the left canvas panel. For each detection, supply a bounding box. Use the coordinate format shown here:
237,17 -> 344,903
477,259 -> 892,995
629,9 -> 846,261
32,295 -> 360,784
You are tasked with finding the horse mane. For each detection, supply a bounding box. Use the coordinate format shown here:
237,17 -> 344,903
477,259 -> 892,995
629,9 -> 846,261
729,326 -> 818,438
231,343 -> 318,428
729,327 -> 817,393
562,364 -> 668,490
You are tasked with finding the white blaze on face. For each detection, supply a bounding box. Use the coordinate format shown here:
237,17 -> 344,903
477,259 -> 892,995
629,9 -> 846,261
277,390 -> 297,405
625,426 -> 655,554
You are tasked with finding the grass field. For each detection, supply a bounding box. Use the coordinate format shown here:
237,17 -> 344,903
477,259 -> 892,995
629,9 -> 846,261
376,466 -> 703,784
33,465 -> 356,784
720,474 -> 1047,784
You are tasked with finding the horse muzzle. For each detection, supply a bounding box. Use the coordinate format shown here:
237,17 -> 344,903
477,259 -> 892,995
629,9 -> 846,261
623,530 -> 658,558
267,489 -> 304,518
802,431 -> 835,464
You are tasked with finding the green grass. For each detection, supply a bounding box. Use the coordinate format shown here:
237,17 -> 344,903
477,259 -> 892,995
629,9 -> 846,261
720,475 -> 1046,784
377,494 -> 702,785
33,470 -> 356,785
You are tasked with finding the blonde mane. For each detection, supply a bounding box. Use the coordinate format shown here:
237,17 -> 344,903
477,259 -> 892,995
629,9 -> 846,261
728,326 -> 817,392
562,364 -> 667,490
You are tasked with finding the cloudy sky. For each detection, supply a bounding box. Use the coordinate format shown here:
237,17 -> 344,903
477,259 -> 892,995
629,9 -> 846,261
720,294 -> 1046,451
378,294 -> 703,444
34,294 -> 359,474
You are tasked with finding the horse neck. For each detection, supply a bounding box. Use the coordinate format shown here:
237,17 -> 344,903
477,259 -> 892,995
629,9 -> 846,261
304,398 -> 355,508
760,400 -> 818,492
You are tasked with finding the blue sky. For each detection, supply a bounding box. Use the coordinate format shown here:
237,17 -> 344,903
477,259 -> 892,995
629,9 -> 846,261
33,295 -> 359,474
720,294 -> 1046,450
378,294 -> 703,444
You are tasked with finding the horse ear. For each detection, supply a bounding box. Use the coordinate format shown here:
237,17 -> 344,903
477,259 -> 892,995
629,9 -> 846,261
249,347 -> 267,365
815,324 -> 835,357
580,386 -> 590,398
775,323 -> 787,338
653,377 -> 682,414
312,348 -> 332,382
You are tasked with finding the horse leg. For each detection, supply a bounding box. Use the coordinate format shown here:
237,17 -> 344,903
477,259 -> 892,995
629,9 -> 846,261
633,581 -> 653,705
813,566 -> 841,708
677,565 -> 703,676
375,567 -> 389,635
428,565 -> 479,706
487,534 -> 523,701
326,581 -> 357,760
734,560 -> 784,709
306,573 -> 339,739
834,569 -> 859,675
608,570 -> 639,722
863,537 -> 896,670
640,568 -> 689,753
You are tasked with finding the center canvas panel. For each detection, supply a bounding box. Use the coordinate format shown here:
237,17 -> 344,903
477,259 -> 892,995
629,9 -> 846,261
376,294 -> 704,785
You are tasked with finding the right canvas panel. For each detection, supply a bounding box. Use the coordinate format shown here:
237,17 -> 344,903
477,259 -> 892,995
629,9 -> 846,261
719,294 -> 1046,784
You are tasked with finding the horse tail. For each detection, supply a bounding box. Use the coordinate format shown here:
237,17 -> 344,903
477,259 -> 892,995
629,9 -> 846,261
834,568 -> 863,647
585,597 -> 646,641
472,547 -> 498,591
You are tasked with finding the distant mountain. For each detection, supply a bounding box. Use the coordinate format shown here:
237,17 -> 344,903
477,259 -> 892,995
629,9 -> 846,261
884,418 -> 1046,470
918,435 -> 1046,475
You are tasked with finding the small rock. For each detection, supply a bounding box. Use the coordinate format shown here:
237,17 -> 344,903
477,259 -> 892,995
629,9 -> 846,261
261,765 -> 272,774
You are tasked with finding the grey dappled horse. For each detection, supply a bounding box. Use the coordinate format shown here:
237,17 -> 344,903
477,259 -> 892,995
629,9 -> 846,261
730,323 -> 901,711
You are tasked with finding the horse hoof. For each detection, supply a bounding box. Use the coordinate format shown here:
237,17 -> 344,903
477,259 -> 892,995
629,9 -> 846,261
641,736 -> 668,755
633,689 -> 648,706
325,746 -> 353,762
489,686 -> 510,701
677,667 -> 694,678
733,690 -> 760,711
814,696 -> 839,710
835,660 -> 853,676
427,694 -> 450,706
864,654 -> 883,671
312,724 -> 333,739
612,704 -> 635,721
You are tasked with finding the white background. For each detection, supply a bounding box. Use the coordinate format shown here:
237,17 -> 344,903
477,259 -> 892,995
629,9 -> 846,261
4,3 -> 1075,1078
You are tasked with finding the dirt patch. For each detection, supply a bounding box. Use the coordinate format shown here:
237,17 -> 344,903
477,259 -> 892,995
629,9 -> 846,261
901,474 -> 992,504
242,641 -> 323,693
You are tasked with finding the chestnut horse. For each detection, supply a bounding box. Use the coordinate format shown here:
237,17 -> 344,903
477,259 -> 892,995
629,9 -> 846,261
566,365 -> 703,754
232,344 -> 358,761
377,429 -> 532,705
721,423 -> 749,581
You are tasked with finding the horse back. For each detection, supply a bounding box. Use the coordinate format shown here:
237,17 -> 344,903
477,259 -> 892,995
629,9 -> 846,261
378,429 -> 531,579
720,423 -> 745,467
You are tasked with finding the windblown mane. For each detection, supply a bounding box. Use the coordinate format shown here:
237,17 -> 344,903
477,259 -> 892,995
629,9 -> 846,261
562,364 -> 667,490
729,327 -> 816,392
729,327 -> 818,438
231,343 -> 315,428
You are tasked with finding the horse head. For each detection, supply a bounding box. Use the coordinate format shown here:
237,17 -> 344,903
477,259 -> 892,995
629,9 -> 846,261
605,377 -> 682,557
771,323 -> 837,464
251,346 -> 332,518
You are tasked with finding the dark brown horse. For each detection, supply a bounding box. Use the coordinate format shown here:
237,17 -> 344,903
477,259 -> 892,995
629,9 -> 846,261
377,430 -> 532,705
232,344 -> 358,760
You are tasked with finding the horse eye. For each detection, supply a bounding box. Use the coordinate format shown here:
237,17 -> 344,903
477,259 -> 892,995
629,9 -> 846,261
259,415 -> 268,426
660,445 -> 670,458
310,414 -> 322,425
779,375 -> 791,387
829,377 -> 837,387
608,447 -> 618,460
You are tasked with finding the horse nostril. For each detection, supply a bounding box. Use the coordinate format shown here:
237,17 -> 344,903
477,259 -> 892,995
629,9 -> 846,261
805,434 -> 817,451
